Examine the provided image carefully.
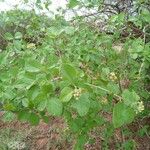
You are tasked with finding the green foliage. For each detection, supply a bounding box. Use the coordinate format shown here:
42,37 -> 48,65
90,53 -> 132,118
113,102 -> 135,128
72,93 -> 90,116
47,98 -> 63,116
68,0 -> 80,8
60,87 -> 73,102
122,140 -> 136,150
0,0 -> 150,149
62,64 -> 77,83
122,90 -> 140,108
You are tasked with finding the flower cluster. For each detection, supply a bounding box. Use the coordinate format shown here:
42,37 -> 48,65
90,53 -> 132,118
51,76 -> 62,82
136,101 -> 144,114
101,97 -> 108,104
27,43 -> 36,49
73,88 -> 82,100
109,72 -> 117,81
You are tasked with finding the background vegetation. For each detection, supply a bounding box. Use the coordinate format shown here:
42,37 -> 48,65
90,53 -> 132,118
0,0 -> 150,149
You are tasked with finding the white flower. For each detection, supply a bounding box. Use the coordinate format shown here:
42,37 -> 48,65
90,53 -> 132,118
109,72 -> 117,81
73,88 -> 82,99
27,43 -> 36,49
136,101 -> 144,113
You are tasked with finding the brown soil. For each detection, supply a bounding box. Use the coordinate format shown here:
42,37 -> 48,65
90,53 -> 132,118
0,112 -> 149,150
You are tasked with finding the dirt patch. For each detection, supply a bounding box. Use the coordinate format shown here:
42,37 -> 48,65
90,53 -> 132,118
0,112 -> 149,150
0,114 -> 71,150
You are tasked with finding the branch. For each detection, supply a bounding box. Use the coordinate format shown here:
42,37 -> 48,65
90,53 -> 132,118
85,83 -> 122,100
70,9 -> 117,22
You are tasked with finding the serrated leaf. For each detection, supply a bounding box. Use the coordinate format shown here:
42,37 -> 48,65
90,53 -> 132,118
113,102 -> 135,128
72,93 -> 90,116
47,98 -> 63,116
60,87 -> 73,102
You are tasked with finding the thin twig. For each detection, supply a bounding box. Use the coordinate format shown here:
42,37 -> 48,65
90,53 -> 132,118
85,83 -> 122,100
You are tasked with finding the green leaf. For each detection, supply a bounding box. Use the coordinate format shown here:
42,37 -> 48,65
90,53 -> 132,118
60,87 -> 73,102
113,102 -> 135,128
25,59 -> 42,72
18,111 -> 31,122
69,118 -> 84,132
64,26 -> 75,35
41,83 -> 53,95
27,84 -> 40,100
3,103 -> 16,111
16,71 -> 36,89
18,111 -> 40,125
37,99 -> 47,111
33,93 -> 46,106
22,98 -> 29,107
4,32 -> 13,41
141,9 -> 150,23
47,98 -> 63,116
68,0 -> 79,8
72,93 -> 90,116
2,111 -> 16,122
14,32 -> 23,39
122,90 -> 140,107
62,64 -> 77,82
132,53 -> 138,59
0,52 -> 7,65
36,0 -> 41,3
13,40 -> 22,51
24,0 -> 29,3
75,134 -> 87,150
107,83 -> 119,94
102,67 -> 110,75
47,27 -> 63,37
42,116 -> 50,123
29,113 -> 40,125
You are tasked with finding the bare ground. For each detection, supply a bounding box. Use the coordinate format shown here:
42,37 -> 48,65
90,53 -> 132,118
0,112 -> 149,150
